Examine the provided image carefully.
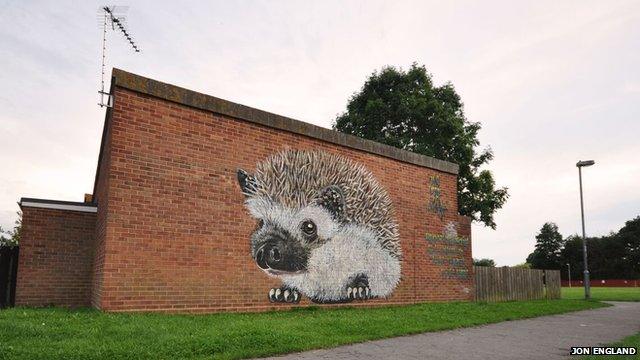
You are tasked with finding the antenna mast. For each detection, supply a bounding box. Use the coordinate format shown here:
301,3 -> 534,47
98,6 -> 141,108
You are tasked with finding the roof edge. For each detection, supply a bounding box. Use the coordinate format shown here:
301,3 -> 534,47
19,198 -> 97,213
111,68 -> 459,174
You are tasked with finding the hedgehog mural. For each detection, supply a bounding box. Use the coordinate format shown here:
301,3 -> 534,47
237,149 -> 401,304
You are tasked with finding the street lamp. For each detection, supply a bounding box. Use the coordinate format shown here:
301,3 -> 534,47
576,159 -> 595,300
566,263 -> 571,288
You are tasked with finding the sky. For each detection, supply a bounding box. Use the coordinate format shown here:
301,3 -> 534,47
1,0 -> 638,265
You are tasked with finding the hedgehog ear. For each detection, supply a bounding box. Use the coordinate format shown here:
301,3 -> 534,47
237,169 -> 257,197
316,185 -> 345,221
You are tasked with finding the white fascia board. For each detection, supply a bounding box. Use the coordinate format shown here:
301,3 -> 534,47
20,201 -> 98,213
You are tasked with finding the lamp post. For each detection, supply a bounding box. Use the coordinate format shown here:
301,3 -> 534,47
567,263 -> 571,288
577,160 -> 595,300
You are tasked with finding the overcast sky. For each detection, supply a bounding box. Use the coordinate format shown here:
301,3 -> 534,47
1,0 -> 638,265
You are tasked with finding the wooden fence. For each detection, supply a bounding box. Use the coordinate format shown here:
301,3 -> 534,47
474,266 -> 561,302
0,247 -> 19,308
544,269 -> 561,299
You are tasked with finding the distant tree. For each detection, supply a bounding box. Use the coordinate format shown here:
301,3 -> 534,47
617,216 -> 640,276
0,227 -> 6,246
333,64 -> 508,228
526,222 -> 564,270
527,216 -> 640,279
513,262 -> 531,269
473,258 -> 496,267
560,235 -> 583,280
591,233 -> 630,279
557,218 -> 639,280
0,211 -> 21,248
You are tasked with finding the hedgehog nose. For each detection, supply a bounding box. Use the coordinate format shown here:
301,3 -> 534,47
269,247 -> 281,262
256,244 -> 285,270
264,244 -> 283,268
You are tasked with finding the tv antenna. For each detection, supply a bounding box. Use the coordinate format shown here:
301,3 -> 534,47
98,6 -> 141,107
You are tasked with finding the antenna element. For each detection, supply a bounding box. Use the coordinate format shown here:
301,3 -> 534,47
98,6 -> 141,108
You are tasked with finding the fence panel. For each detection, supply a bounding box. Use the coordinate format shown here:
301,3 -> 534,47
544,270 -> 561,299
475,266 -> 556,302
0,247 -> 19,308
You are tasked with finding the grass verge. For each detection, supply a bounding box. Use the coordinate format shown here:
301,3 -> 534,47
581,333 -> 640,359
0,300 -> 605,360
562,287 -> 640,301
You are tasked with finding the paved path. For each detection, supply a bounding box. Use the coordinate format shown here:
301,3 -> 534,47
261,302 -> 640,360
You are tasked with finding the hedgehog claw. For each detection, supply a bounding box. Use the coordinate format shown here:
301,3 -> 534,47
347,285 -> 372,300
269,287 -> 300,303
346,274 -> 372,301
362,286 -> 371,299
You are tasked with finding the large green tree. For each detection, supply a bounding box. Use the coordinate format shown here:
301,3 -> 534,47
526,222 -> 564,270
333,64 -> 508,228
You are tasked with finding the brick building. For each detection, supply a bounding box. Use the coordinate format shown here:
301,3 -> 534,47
16,69 -> 473,313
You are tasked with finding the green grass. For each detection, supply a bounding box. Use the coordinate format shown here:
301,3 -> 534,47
581,333 -> 640,359
0,300 -> 605,360
562,287 -> 640,301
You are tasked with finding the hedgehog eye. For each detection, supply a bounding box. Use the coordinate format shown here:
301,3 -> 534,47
258,219 -> 265,228
301,220 -> 317,237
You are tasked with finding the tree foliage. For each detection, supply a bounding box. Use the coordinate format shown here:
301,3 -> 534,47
513,262 -> 531,269
0,211 -> 21,248
333,64 -> 508,228
526,222 -> 564,270
473,258 -> 496,267
527,216 -> 640,280
618,216 -> 640,275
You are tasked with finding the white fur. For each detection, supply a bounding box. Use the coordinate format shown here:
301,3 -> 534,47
281,224 -> 401,301
245,197 -> 401,302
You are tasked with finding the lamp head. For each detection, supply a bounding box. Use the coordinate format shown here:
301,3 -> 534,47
576,160 -> 595,167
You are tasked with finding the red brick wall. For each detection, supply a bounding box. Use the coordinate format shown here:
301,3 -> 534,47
93,86 -> 473,312
15,208 -> 96,307
91,109 -> 113,309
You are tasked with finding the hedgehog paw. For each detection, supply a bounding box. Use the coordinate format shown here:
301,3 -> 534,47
347,274 -> 372,301
347,286 -> 372,300
268,287 -> 301,303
